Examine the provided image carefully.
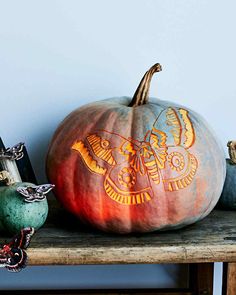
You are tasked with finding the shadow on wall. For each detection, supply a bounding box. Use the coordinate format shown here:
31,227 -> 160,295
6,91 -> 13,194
28,128 -> 53,184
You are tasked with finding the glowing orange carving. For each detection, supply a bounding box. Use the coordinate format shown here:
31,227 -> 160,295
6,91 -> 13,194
72,107 -> 198,205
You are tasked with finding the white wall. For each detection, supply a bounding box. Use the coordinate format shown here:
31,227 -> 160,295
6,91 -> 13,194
0,1 -> 234,293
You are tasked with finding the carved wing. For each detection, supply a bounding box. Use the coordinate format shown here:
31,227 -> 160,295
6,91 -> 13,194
152,107 -> 195,149
150,107 -> 197,192
149,128 -> 168,170
119,139 -> 146,175
86,134 -> 116,166
178,109 -> 195,148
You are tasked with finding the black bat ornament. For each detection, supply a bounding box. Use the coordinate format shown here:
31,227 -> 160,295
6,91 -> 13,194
0,227 -> 35,272
17,184 -> 55,202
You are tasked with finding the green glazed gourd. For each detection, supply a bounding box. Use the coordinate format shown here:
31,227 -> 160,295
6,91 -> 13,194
218,141 -> 236,209
0,182 -> 48,234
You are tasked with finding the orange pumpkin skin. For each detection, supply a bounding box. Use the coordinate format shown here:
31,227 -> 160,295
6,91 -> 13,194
46,65 -> 226,233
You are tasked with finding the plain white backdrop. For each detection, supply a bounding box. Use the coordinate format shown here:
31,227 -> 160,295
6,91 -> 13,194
0,1 -> 235,293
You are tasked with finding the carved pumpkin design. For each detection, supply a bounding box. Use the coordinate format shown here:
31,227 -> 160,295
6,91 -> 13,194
71,107 -> 198,205
46,63 -> 226,233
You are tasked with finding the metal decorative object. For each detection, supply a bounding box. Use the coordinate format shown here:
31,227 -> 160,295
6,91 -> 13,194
0,139 -> 37,185
0,227 -> 34,272
0,142 -> 24,161
17,184 -> 55,202
0,142 -> 24,184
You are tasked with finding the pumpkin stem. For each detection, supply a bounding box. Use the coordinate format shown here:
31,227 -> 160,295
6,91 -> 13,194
227,141 -> 236,164
129,63 -> 162,107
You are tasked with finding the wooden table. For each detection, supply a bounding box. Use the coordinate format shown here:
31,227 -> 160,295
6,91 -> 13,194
1,199 -> 236,295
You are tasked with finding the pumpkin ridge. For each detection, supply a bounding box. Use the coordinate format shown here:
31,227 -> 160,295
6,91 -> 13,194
46,64 -> 226,233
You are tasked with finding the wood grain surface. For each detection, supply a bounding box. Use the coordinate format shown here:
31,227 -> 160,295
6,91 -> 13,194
1,198 -> 236,266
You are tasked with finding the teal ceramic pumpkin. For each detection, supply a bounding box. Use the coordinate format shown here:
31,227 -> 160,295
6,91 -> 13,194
46,63 -> 226,233
0,182 -> 48,234
218,141 -> 236,209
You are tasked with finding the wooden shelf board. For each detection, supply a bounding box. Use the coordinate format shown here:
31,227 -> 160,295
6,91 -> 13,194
1,199 -> 236,265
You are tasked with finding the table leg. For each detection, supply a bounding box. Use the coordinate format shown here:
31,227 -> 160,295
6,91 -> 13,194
189,263 -> 214,295
222,262 -> 236,295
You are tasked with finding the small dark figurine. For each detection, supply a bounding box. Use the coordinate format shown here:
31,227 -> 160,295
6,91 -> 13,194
0,227 -> 34,272
17,184 -> 55,203
218,140 -> 236,209
0,142 -> 25,161
227,141 -> 236,164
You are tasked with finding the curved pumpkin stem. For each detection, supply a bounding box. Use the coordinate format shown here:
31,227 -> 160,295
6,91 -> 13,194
227,141 -> 236,164
129,63 -> 162,107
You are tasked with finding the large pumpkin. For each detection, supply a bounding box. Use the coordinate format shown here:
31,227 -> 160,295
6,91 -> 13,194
46,64 -> 226,233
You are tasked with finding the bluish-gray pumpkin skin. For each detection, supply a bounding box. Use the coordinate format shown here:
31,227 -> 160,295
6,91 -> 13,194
218,159 -> 236,209
47,96 -> 226,233
0,183 -> 48,234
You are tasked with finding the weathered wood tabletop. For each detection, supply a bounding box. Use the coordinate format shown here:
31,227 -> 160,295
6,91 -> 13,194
1,198 -> 236,294
1,198 -> 236,266
30,199 -> 236,265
